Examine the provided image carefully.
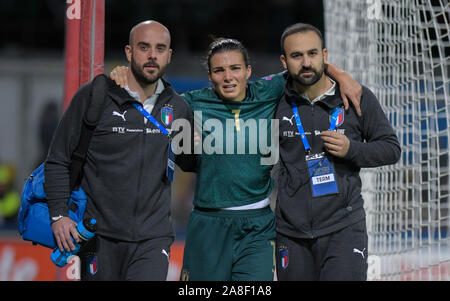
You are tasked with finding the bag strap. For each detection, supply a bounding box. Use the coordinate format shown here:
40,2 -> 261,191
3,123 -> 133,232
69,74 -> 110,190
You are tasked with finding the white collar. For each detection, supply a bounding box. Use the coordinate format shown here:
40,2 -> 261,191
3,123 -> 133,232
124,78 -> 165,104
300,78 -> 336,104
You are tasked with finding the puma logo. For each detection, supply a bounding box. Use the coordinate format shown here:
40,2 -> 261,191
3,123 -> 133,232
113,110 -> 127,122
161,249 -> 170,262
353,248 -> 366,259
282,115 -> 295,126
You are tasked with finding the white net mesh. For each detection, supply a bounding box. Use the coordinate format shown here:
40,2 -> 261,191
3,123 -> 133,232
324,0 -> 449,280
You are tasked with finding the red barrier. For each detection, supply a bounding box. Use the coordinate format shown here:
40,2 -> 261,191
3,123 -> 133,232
0,239 -> 185,281
167,241 -> 185,281
0,240 -> 56,281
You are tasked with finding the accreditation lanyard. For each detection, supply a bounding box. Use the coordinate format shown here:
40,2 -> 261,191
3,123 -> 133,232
291,103 -> 341,197
290,103 -> 341,153
132,103 -> 169,137
132,103 -> 174,181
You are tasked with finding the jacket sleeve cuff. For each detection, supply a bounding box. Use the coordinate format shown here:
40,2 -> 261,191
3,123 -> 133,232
343,139 -> 359,162
48,200 -> 69,219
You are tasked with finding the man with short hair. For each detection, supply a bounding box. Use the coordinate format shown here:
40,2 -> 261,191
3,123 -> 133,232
45,20 -> 194,280
275,23 -> 401,280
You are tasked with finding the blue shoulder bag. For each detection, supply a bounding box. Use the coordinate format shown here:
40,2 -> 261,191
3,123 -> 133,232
17,74 -> 109,249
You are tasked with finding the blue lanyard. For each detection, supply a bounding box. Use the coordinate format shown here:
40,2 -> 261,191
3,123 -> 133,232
291,104 -> 311,153
132,103 -> 169,136
290,103 -> 341,153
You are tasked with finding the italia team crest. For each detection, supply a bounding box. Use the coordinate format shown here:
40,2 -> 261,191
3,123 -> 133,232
279,247 -> 289,269
161,105 -> 173,126
330,107 -> 345,128
86,255 -> 97,275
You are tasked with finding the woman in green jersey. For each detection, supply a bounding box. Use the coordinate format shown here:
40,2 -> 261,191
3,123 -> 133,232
179,39 -> 284,281
110,38 -> 361,281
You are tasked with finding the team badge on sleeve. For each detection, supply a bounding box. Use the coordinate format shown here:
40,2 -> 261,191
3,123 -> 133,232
161,105 -> 173,126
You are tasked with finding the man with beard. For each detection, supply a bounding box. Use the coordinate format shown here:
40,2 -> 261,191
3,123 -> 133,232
45,20 -> 194,280
275,23 -> 401,280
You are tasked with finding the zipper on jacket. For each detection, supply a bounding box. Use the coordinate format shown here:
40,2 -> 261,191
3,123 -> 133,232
132,115 -> 146,241
309,103 -> 315,239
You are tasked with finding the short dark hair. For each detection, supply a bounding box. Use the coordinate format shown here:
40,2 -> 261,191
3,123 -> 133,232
280,23 -> 324,55
205,37 -> 250,72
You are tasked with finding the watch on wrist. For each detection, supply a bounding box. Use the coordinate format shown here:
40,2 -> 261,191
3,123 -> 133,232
51,215 -> 64,222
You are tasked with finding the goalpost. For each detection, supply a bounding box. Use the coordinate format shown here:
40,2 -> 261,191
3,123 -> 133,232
63,0 -> 105,110
54,0 -> 104,280
324,0 -> 449,280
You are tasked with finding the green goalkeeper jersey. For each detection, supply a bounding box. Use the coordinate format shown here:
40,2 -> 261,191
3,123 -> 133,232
181,72 -> 285,208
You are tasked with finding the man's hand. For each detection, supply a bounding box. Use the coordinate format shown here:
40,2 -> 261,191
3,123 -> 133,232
326,63 -> 362,116
51,216 -> 80,252
321,130 -> 350,158
110,66 -> 129,88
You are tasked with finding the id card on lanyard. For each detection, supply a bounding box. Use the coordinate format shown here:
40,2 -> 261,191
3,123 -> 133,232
291,103 -> 341,197
306,152 -> 338,197
133,103 -> 175,182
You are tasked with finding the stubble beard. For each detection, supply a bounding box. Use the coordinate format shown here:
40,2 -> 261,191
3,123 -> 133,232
130,58 -> 165,86
292,63 -> 324,87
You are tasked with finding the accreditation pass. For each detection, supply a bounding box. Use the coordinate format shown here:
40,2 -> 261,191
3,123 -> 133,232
306,152 -> 339,197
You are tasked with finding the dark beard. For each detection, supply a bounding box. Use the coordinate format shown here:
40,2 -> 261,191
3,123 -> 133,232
130,59 -> 163,86
293,66 -> 324,86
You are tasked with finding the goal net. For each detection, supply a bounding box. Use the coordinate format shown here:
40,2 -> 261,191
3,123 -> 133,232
324,0 -> 449,280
